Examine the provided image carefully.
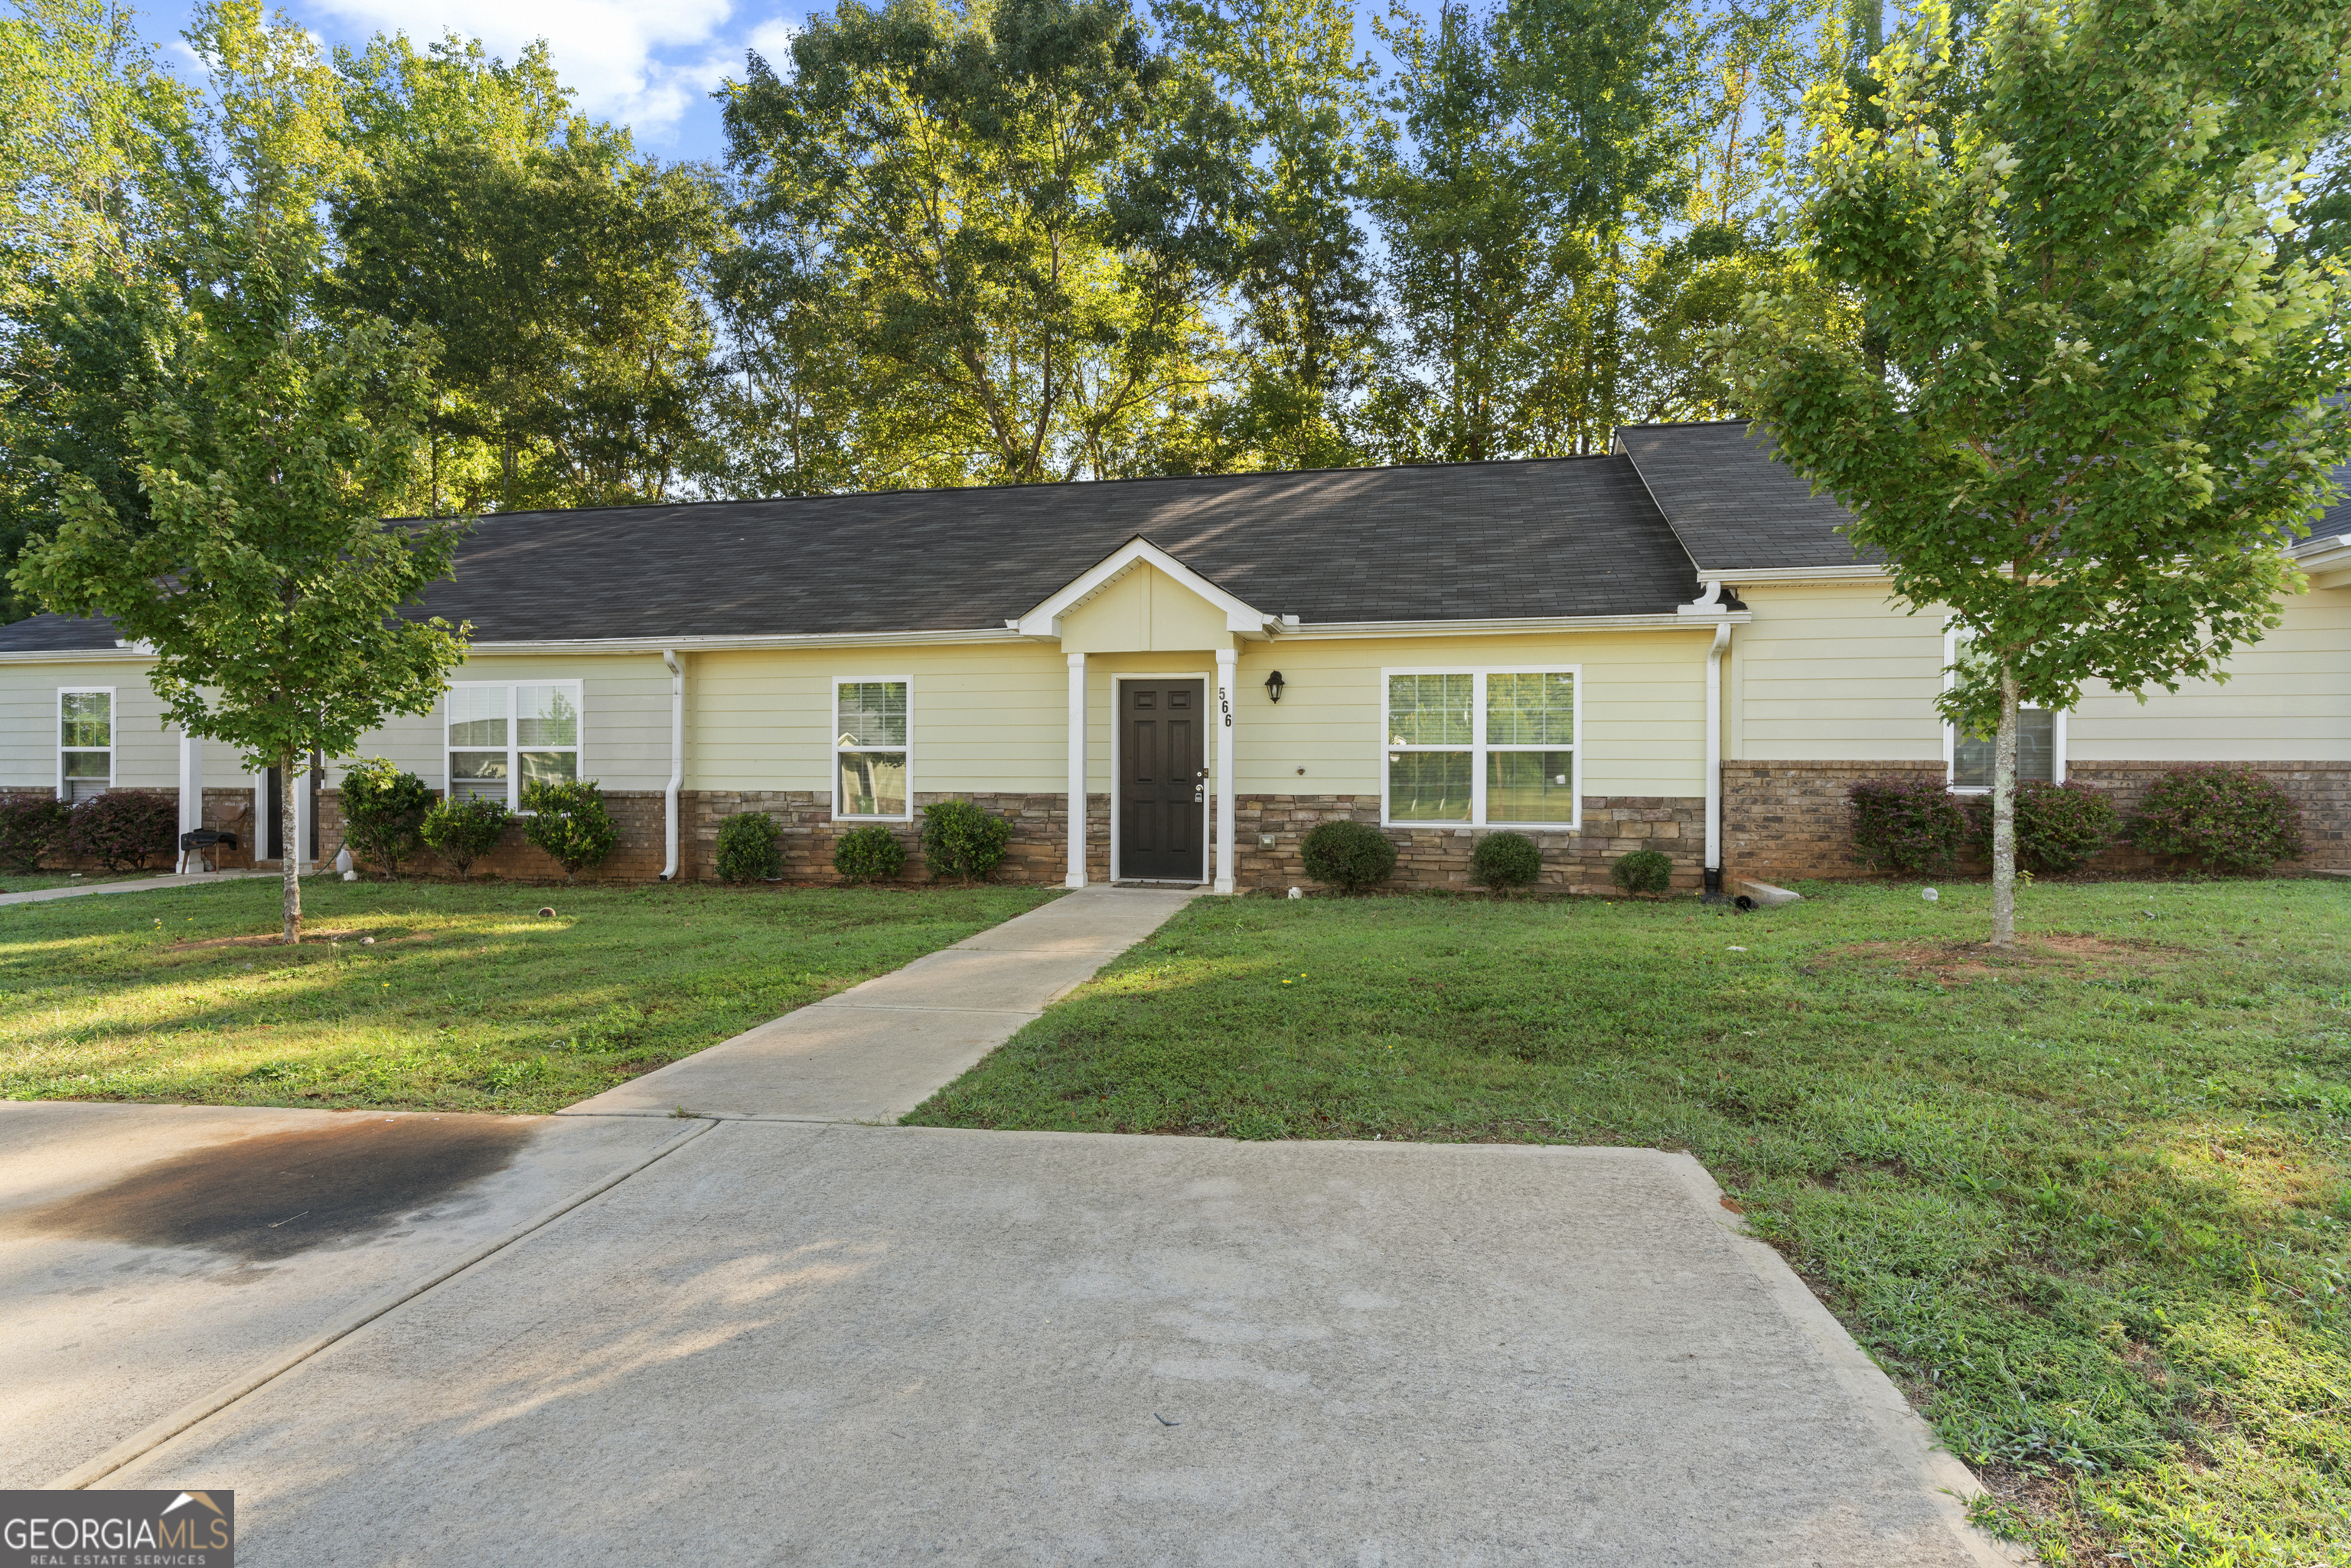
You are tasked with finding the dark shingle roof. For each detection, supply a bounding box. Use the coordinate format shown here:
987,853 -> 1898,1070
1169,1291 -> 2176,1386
1616,420 -> 1879,575
0,612 -> 119,652
0,457 -> 1706,652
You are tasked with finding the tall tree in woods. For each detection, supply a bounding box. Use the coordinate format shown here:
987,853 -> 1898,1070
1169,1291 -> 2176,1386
1502,0 -> 1690,454
719,0 -> 1221,487
1629,0 -> 1864,421
0,0 -> 188,621
1361,2 -> 1546,461
331,34 -> 725,513
1153,0 -> 1379,468
1727,0 -> 2351,947
11,0 -> 467,942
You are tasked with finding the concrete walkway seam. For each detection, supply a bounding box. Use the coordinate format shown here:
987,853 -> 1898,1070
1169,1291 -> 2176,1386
1661,1152 -> 2031,1568
0,872 -> 273,908
44,1117 -> 719,1491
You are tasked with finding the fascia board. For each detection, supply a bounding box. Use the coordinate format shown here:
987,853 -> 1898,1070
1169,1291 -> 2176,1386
0,646 -> 152,663
462,628 -> 1027,655
1277,612 -> 1749,640
1015,536 -> 1269,637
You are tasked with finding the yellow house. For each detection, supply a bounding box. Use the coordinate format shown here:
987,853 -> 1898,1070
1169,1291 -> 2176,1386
5,424 -> 2346,889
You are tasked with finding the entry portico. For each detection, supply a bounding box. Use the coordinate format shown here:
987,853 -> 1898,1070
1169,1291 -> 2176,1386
1017,536 -> 1272,892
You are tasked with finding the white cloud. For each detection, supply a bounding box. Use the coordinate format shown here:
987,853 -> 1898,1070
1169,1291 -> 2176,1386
296,0 -> 801,141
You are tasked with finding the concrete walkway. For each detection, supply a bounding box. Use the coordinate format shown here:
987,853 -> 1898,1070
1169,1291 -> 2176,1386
562,884 -> 1199,1123
0,870 -> 269,908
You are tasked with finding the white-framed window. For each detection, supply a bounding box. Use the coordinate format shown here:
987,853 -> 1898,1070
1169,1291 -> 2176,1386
1382,667 -> 1580,828
1943,631 -> 2064,791
445,681 -> 582,810
58,686 -> 114,803
834,676 -> 911,820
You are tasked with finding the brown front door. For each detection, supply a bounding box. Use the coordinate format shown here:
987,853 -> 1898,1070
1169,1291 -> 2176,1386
1120,680 -> 1205,881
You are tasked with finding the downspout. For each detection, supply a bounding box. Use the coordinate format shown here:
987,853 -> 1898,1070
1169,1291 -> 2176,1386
660,649 -> 683,882
1704,621 -> 1730,898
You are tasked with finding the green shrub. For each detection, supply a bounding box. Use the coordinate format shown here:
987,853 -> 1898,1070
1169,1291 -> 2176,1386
1847,775 -> 1967,874
1471,831 -> 1542,892
0,794 -> 70,872
2129,766 -> 2305,872
337,757 -> 432,879
716,811 -> 784,883
1299,819 -> 1397,894
65,791 -> 177,872
920,798 -> 1012,883
1609,847 -> 1674,895
833,824 -> 905,884
1961,779 -> 2118,875
520,778 -> 619,882
419,796 -> 510,879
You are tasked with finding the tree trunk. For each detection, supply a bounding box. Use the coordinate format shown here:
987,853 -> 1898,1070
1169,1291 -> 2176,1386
1989,661 -> 2019,949
279,752 -> 303,944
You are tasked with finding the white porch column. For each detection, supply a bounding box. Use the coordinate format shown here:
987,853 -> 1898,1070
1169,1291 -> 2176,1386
1214,645 -> 1237,895
1065,652 -> 1088,888
177,732 -> 204,872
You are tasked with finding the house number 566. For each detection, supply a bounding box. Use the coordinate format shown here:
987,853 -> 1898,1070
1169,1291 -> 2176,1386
1218,688 -> 1232,727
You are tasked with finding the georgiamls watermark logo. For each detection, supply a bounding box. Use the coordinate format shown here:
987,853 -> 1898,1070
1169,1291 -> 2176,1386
2,1489 -> 233,1566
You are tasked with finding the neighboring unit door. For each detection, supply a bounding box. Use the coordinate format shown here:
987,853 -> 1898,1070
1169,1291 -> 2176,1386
1119,680 -> 1205,881
265,757 -> 321,862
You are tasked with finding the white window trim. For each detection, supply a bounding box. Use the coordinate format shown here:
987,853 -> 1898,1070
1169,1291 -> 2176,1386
1380,666 -> 1582,831
443,680 -> 585,813
833,674 -> 913,823
1941,629 -> 2065,792
57,686 -> 116,801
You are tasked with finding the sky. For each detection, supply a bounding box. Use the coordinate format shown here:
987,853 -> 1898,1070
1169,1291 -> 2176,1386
133,0 -> 1407,166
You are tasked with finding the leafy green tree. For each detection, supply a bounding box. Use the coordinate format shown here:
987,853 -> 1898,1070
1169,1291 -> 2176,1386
1361,1 -> 1547,461
1726,0 -> 2351,946
720,0 -> 1219,486
331,34 -> 725,513
1153,0 -> 1380,469
11,0 -> 468,943
0,0 -> 190,621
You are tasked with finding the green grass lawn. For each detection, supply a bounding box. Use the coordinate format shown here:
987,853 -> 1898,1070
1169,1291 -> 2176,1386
1,878 -> 1055,1112
907,878 -> 2351,1566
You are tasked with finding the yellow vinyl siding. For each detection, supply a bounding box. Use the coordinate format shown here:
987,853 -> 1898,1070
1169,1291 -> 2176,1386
0,658 -> 175,790
323,651 -> 676,793
1056,564 -> 1233,654
1734,579 -> 2351,765
691,642 -> 1068,794
1733,582 -> 1948,761
2069,588 -> 2351,761
1228,632 -> 1714,799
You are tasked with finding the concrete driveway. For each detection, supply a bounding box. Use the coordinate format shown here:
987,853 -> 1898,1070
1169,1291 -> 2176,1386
78,1122 -> 2003,1566
0,1102 -> 682,1487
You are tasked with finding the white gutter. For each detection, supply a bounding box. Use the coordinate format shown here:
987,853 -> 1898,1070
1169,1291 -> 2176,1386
1274,611 -> 1749,640
1705,621 -> 1730,895
1706,564 -> 1889,585
660,648 -> 683,882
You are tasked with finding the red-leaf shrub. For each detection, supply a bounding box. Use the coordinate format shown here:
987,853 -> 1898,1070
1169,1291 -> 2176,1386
1961,779 -> 2119,875
1847,776 -> 1967,874
66,791 -> 178,871
2128,766 -> 2304,872
0,794 -> 71,871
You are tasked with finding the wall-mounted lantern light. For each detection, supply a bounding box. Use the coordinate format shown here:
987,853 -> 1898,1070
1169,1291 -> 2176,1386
1264,670 -> 1286,703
